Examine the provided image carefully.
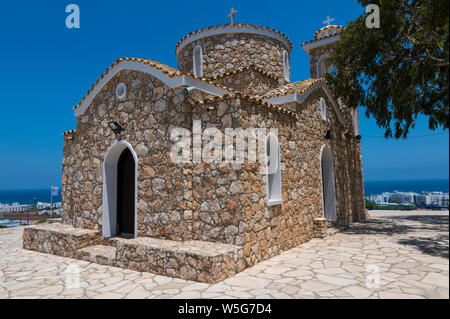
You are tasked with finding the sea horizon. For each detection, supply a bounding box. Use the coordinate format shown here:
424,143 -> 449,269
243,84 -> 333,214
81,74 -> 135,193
364,178 -> 449,196
0,178 -> 448,204
0,188 -> 62,205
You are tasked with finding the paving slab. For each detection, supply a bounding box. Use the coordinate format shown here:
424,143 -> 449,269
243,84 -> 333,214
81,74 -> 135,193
0,210 -> 448,299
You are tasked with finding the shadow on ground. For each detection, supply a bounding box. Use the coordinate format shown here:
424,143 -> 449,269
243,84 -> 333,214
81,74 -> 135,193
398,234 -> 449,259
340,213 -> 449,259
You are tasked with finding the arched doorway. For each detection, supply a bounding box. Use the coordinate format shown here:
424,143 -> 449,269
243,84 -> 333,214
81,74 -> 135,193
116,148 -> 135,237
103,141 -> 138,238
320,145 -> 337,221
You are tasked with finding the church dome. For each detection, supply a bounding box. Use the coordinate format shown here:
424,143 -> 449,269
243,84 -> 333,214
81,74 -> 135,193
313,25 -> 344,40
176,24 -> 293,84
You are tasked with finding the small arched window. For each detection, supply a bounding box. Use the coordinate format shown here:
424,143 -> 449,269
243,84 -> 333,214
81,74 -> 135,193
283,51 -> 290,82
317,54 -> 332,78
320,97 -> 327,121
352,107 -> 361,137
193,44 -> 203,77
265,133 -> 282,206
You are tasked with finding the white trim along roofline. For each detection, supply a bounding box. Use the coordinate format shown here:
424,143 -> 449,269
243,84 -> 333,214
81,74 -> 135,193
302,35 -> 341,54
176,26 -> 292,57
74,60 -> 228,117
263,82 -> 345,125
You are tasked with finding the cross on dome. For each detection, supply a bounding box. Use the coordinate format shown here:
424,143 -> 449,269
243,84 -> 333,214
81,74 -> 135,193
228,8 -> 238,25
323,15 -> 335,26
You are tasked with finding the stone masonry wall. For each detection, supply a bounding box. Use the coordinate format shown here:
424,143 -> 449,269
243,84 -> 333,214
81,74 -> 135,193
23,223 -> 101,258
234,89 -> 365,266
62,69 -> 258,245
61,68 -> 365,265
177,33 -> 290,86
63,69 -> 196,241
211,68 -> 279,96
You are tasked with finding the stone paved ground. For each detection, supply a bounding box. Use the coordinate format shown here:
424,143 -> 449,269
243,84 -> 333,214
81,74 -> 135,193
0,210 -> 448,299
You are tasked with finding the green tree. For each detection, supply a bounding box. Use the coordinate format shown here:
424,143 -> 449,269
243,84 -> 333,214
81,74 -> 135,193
327,0 -> 449,138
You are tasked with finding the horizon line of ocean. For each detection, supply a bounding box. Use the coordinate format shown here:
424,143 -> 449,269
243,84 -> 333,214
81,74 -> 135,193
0,179 -> 448,204
1,178 -> 447,190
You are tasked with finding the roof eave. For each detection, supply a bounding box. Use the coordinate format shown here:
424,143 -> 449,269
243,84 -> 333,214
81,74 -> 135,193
175,24 -> 293,57
263,81 -> 345,125
74,60 -> 229,118
302,35 -> 341,54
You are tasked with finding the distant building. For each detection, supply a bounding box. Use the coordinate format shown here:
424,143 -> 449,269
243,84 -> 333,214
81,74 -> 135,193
36,202 -> 49,210
367,191 -> 449,207
416,192 -> 449,206
369,193 -> 390,204
389,191 -> 417,205
0,202 -> 28,213
0,201 -> 62,213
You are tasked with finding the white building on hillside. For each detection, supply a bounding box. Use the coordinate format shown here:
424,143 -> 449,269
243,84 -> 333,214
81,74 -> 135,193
416,192 -> 449,206
389,191 -> 417,205
0,202 -> 28,213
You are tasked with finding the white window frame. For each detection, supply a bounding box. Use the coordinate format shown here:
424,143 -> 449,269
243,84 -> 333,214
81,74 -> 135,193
352,106 -> 361,137
116,82 -> 127,100
320,97 -> 327,121
316,53 -> 331,78
283,50 -> 290,82
265,133 -> 282,206
193,44 -> 203,77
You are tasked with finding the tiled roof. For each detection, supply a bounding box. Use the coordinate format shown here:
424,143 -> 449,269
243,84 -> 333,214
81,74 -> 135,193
72,57 -> 297,119
175,24 -> 293,54
207,64 -> 279,82
117,58 -> 182,77
302,25 -> 344,46
313,25 -> 344,40
62,129 -> 77,140
190,92 -> 299,120
263,78 -> 326,99
62,129 -> 76,135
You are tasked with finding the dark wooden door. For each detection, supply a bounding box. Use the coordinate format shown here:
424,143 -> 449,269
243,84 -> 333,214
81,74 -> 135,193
116,148 -> 135,237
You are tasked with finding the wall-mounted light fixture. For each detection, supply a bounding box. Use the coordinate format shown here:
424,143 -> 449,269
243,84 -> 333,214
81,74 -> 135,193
355,135 -> 361,140
183,86 -> 196,97
108,121 -> 124,135
325,129 -> 334,140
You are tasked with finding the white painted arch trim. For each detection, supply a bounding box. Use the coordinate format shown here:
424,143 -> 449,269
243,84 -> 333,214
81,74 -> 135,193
102,140 -> 138,239
283,50 -> 290,82
263,82 -> 345,125
316,53 -> 331,78
320,97 -> 327,121
352,106 -> 361,136
302,35 -> 340,54
193,44 -> 203,77
265,133 -> 283,206
176,26 -> 292,57
319,144 -> 337,221
74,61 -> 228,117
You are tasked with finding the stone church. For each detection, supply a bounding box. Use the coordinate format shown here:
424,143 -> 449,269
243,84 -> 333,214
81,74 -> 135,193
24,21 -> 366,283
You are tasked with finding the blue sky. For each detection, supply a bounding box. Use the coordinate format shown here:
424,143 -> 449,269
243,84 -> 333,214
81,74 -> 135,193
0,0 -> 448,189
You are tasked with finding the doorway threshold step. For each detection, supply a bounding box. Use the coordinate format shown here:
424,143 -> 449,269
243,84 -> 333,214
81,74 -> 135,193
76,245 -> 117,266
